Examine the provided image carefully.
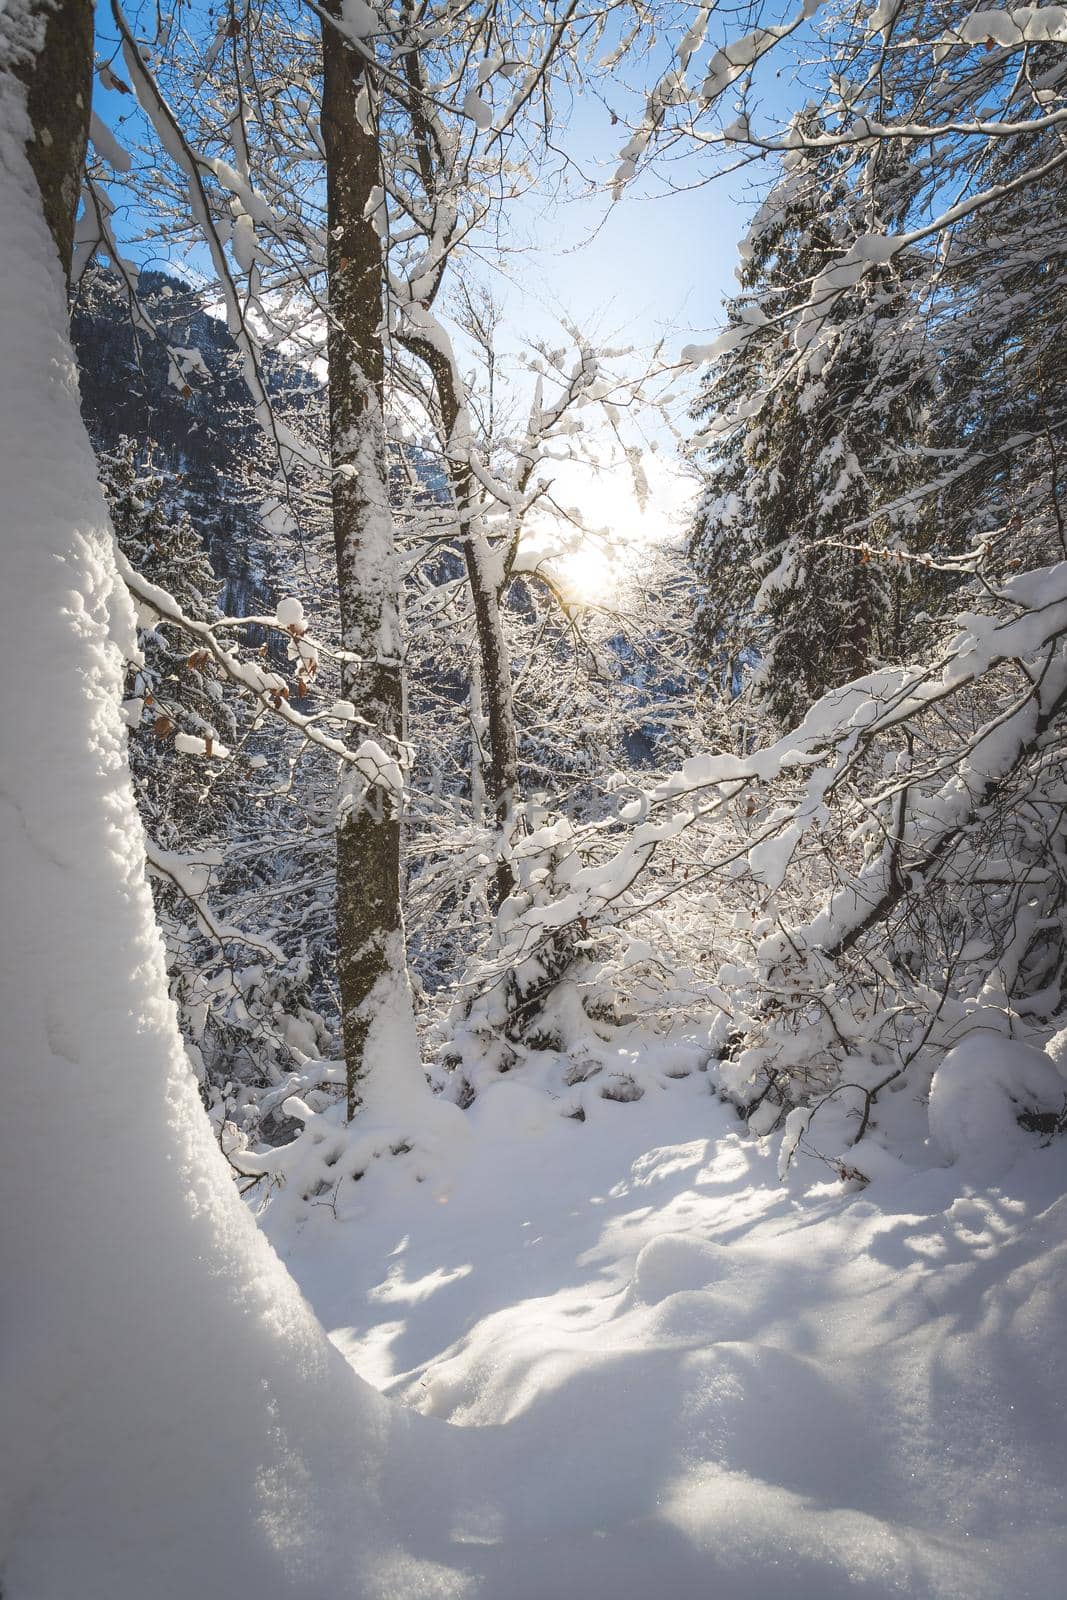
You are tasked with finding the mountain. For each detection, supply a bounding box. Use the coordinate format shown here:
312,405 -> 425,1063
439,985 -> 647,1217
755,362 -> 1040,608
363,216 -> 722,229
72,266 -> 302,618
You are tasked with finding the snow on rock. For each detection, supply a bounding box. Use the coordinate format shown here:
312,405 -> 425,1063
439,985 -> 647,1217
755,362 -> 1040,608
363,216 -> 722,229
929,1031 -> 1067,1180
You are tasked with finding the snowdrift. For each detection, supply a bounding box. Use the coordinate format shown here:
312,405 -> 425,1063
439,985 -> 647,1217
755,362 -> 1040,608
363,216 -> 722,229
264,1070 -> 1067,1600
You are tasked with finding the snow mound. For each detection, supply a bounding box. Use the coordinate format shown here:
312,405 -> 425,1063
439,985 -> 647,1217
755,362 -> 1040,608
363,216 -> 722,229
1046,1024 -> 1067,1070
270,1071 -> 1067,1599
243,1082 -> 472,1231
929,1031 -> 1067,1179
631,1231 -> 733,1303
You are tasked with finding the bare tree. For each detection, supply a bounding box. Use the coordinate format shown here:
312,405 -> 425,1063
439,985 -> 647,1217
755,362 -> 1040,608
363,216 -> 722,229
319,2 -> 414,1115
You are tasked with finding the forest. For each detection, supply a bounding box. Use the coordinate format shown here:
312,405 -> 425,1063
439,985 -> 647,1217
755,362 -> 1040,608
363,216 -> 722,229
1,0 -> 1065,1595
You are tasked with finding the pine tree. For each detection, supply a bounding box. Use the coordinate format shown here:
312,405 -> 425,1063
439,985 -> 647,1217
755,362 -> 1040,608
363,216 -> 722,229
936,137 -> 1066,578
690,137 -> 931,731
99,438 -> 239,845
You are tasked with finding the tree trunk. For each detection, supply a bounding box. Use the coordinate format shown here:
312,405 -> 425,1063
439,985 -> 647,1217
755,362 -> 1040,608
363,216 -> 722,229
402,333 -> 521,903
466,533 -> 520,904
0,49 -> 430,1575
320,6 -> 415,1118
6,0 -> 93,287
391,15 -> 520,904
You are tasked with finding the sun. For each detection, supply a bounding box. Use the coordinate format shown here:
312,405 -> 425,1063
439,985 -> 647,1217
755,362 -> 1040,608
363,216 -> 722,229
553,543 -> 620,608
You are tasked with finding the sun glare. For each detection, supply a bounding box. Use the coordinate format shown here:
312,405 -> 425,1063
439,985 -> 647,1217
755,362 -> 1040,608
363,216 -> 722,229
521,446 -> 698,610
553,544 -> 621,607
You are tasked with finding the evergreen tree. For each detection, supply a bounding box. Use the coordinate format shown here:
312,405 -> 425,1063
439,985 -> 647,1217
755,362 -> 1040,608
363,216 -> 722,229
99,437 -> 240,845
690,136 -> 931,731
933,135 -> 1066,580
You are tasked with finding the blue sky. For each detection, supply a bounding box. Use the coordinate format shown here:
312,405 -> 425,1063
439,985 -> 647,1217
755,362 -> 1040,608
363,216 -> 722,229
90,3 -> 767,350
87,3 -> 799,561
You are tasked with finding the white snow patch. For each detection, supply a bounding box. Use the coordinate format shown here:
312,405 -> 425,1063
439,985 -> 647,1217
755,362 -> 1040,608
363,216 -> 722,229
929,1031 -> 1067,1180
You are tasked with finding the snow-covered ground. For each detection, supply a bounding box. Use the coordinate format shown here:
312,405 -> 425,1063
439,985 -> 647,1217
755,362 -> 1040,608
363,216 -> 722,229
262,1065 -> 1067,1600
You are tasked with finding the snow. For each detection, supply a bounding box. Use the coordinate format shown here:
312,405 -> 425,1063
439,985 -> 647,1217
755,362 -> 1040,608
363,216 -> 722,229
5,10 -> 1067,1598
868,0 -> 905,39
89,111 -> 131,172
339,0 -> 379,42
698,2 -> 826,108
262,1064 -> 1067,1600
959,7 -> 1067,47
929,1032 -> 1067,1180
174,730 -> 229,757
462,87 -> 493,130
275,593 -> 306,630
680,322 -> 754,364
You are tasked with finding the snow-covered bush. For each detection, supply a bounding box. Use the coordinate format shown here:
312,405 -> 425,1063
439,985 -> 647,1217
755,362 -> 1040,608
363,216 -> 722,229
928,1032 -> 1067,1180
441,549 -> 1067,1180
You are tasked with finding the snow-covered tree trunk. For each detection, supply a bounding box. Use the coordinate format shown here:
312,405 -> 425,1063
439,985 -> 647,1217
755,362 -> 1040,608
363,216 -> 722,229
439,390 -> 521,906
6,0 -> 92,285
467,536 -> 521,902
320,6 -> 422,1117
403,330 -> 521,902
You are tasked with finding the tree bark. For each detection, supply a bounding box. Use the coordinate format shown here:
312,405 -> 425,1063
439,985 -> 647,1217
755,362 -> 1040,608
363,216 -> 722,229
466,533 -> 520,905
320,6 -> 413,1117
392,16 -> 520,904
401,333 -> 521,904
7,0 -> 93,287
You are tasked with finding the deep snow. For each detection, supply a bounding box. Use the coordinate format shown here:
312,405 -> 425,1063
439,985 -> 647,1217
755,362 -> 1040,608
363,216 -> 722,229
260,1063 -> 1067,1600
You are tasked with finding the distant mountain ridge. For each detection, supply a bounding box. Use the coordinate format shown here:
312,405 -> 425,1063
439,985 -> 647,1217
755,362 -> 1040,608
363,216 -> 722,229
72,266 -> 290,619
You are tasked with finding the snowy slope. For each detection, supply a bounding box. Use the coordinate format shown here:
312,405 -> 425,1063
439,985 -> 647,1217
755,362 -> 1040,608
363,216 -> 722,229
264,1068 -> 1067,1600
